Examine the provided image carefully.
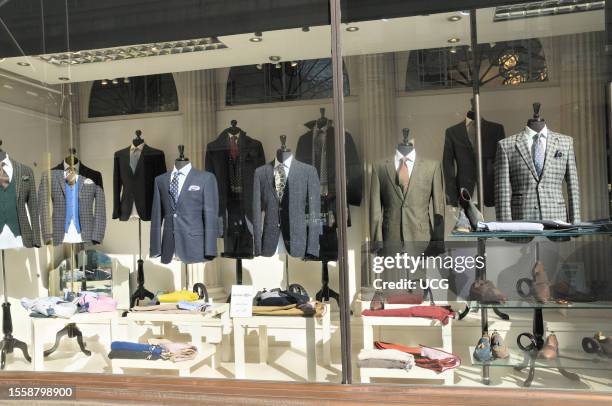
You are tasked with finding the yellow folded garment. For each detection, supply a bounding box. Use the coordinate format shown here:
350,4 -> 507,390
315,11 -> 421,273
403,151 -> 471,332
252,302 -> 325,317
158,290 -> 199,303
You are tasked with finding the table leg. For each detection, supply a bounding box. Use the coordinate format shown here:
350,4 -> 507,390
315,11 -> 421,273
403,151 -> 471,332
32,321 -> 44,372
233,321 -> 245,379
322,308 -> 331,366
258,325 -> 268,365
306,317 -> 316,382
362,320 -> 374,350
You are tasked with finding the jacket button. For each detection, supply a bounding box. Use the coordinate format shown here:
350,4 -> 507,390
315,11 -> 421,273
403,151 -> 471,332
174,214 -> 177,218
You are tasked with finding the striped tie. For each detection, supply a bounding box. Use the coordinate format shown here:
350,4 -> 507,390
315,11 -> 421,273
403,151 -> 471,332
533,134 -> 545,178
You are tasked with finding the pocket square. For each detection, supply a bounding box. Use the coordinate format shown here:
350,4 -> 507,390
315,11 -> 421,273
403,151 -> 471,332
554,150 -> 563,158
84,178 -> 94,185
188,185 -> 200,191
22,176 -> 30,181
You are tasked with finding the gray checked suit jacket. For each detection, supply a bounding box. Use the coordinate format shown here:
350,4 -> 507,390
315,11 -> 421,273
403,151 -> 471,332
39,169 -> 106,246
149,168 -> 219,264
10,159 -> 41,248
252,159 -> 321,258
494,129 -> 580,223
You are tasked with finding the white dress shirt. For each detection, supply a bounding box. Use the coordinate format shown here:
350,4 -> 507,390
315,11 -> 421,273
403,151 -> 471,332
129,143 -> 144,219
525,125 -> 548,157
171,162 -> 192,199
63,169 -> 83,244
0,156 -> 23,250
394,149 -> 416,177
274,155 -> 293,255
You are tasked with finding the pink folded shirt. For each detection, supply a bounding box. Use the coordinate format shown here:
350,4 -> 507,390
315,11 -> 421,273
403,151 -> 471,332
78,293 -> 117,313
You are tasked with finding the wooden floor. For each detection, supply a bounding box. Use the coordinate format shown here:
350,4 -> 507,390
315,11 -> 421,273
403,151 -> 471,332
1,372 -> 611,405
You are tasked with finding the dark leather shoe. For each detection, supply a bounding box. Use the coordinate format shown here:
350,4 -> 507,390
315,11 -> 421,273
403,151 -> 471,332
470,280 -> 507,304
595,332 -> 612,355
458,188 -> 484,231
539,333 -> 559,360
370,290 -> 385,311
532,261 -> 551,303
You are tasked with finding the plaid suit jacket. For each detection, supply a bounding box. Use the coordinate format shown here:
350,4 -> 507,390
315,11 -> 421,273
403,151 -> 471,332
39,169 -> 106,246
10,159 -> 41,248
494,129 -> 580,223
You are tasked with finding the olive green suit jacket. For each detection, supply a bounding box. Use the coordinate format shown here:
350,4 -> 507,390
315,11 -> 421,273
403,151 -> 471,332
369,155 -> 445,256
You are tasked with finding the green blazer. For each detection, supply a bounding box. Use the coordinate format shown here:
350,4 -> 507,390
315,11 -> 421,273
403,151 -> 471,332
369,155 -> 445,256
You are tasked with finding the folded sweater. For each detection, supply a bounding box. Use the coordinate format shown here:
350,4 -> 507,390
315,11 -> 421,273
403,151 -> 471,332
362,305 -> 455,325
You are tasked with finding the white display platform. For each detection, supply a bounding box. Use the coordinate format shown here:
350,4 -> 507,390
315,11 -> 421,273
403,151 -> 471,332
359,301 -> 454,384
31,311 -> 120,372
232,303 -> 331,381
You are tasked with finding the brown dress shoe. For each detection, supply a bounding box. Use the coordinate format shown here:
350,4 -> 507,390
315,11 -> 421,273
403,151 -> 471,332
539,333 -> 559,360
491,331 -> 509,359
470,280 -> 507,304
532,261 -> 551,303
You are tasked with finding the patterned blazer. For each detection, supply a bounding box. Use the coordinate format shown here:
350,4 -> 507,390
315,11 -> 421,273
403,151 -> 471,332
39,169 -> 106,246
10,159 -> 41,248
494,129 -> 580,223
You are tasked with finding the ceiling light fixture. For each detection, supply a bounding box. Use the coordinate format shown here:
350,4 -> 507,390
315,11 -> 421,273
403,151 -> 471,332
290,61 -> 298,67
58,77 -> 70,81
275,63 -> 281,69
269,56 -> 281,62
112,78 -> 118,85
302,26 -> 310,32
250,32 -> 263,43
449,47 -> 458,54
448,37 -> 460,43
381,18 -> 389,22
346,26 -> 359,32
494,0 -> 604,22
123,77 -> 130,84
37,36 -> 227,66
17,61 -> 30,66
256,64 -> 263,70
101,79 -> 108,85
447,15 -> 462,22
459,10 -> 470,16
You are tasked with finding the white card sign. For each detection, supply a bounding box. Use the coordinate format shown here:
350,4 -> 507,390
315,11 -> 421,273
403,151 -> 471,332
230,285 -> 254,318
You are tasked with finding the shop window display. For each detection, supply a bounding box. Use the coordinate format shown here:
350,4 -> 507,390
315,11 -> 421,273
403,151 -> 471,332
0,0 -> 609,397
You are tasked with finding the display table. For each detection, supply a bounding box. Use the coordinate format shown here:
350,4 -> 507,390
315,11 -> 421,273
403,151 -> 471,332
359,301 -> 453,384
119,303 -> 230,370
111,345 -> 216,377
31,311 -> 120,371
232,303 -> 331,381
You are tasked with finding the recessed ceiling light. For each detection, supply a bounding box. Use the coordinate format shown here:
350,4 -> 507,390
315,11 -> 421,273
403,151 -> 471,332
124,77 -> 130,84
256,64 -> 263,70
381,18 -> 389,22
101,79 -> 108,85
448,15 -> 462,22
250,32 -> 263,42
346,26 -> 359,32
112,78 -> 118,85
269,55 -> 281,62
275,63 -> 281,69
17,61 -> 30,66
58,77 -> 70,81
449,47 -> 458,54
448,37 -> 460,43
290,61 -> 298,67
302,26 -> 310,32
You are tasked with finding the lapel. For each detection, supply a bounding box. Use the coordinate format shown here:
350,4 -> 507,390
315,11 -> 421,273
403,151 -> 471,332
132,144 -> 148,175
267,162 -> 276,198
515,130 -> 539,180
238,131 -> 247,167
163,171 -> 174,210
176,168 -> 195,210
11,159 -> 22,200
76,174 -> 85,199
540,132 -> 558,180
57,170 -> 66,197
404,155 -> 422,202
455,122 -> 476,159
384,158 -> 404,202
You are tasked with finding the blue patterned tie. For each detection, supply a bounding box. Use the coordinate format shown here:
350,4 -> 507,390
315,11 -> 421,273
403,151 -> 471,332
169,172 -> 180,204
533,133 -> 544,178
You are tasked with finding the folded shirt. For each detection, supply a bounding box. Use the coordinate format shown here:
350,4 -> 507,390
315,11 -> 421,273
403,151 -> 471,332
176,301 -> 208,312
358,349 -> 415,364
108,349 -> 162,360
21,297 -> 78,318
158,290 -> 199,303
362,305 -> 455,325
148,338 -> 198,362
477,221 -> 544,232
374,341 -> 461,373
110,341 -> 163,360
78,292 -> 117,313
357,358 -> 413,370
252,302 -> 325,317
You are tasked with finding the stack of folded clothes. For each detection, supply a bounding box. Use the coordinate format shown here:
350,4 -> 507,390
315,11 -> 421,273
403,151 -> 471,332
148,338 -> 198,362
21,296 -> 78,318
374,341 -> 461,373
158,290 -> 200,303
77,292 -> 118,313
357,349 -> 415,370
108,341 -> 163,360
131,301 -> 209,313
361,305 -> 455,325
252,302 -> 325,317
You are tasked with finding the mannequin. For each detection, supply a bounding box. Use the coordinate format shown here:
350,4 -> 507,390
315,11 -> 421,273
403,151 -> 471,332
316,107 -> 328,129
527,102 -> 547,133
397,128 -> 414,156
64,148 -> 79,167
466,97 -> 476,121
132,129 -> 144,147
175,145 -> 190,170
276,135 -> 292,163
227,120 -> 241,136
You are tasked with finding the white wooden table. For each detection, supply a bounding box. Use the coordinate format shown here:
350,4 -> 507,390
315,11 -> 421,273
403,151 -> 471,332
120,303 -> 231,370
360,302 -> 454,384
111,345 -> 216,377
232,303 -> 331,381
31,311 -> 119,371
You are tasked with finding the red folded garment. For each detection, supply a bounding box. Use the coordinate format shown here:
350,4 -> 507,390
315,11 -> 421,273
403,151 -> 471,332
362,305 -> 455,325
375,341 -> 461,373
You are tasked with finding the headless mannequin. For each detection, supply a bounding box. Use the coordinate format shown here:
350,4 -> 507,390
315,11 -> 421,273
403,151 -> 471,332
316,108 -> 328,129
397,128 -> 414,156
228,120 -> 241,136
276,135 -> 292,163
175,145 -> 190,170
132,129 -> 144,148
527,102 -> 547,133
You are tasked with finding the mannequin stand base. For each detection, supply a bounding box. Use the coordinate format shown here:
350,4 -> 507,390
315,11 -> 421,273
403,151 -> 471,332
0,302 -> 30,369
315,286 -> 339,305
44,323 -> 91,357
130,285 -> 154,308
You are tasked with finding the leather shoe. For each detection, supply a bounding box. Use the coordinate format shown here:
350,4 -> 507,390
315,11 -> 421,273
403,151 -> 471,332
532,261 -> 551,303
452,209 -> 471,233
491,331 -> 509,359
539,333 -> 559,360
470,279 -> 507,304
458,188 -> 484,231
473,332 -> 493,362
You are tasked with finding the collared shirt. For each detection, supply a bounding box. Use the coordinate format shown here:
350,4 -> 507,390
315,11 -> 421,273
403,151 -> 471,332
525,125 -> 548,157
0,155 -> 22,250
274,155 -> 293,255
130,143 -> 144,153
170,162 -> 192,199
63,174 -> 82,243
394,149 -> 416,178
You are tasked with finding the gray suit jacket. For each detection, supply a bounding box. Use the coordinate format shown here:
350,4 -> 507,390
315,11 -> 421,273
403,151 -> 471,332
10,159 -> 41,248
370,155 -> 445,256
39,169 -> 106,246
150,168 -> 219,264
494,129 -> 580,223
252,159 -> 321,258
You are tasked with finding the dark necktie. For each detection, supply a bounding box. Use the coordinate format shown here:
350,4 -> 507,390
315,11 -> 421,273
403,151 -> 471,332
169,172 -> 180,204
0,163 -> 8,190
230,135 -> 238,161
275,164 -> 286,201
398,157 -> 410,193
